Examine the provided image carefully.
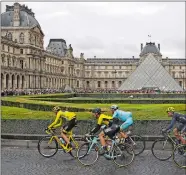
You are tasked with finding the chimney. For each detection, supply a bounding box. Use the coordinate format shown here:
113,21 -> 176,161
13,3 -> 20,27
141,43 -> 143,51
132,56 -> 134,59
94,56 -> 96,58
158,44 -> 160,51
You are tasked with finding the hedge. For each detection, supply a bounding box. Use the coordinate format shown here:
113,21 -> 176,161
29,98 -> 186,104
1,100 -> 89,112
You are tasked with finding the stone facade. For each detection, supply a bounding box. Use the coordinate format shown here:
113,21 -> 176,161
1,3 -> 186,91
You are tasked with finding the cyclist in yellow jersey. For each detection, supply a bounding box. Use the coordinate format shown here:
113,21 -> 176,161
48,106 -> 77,149
88,108 -> 113,135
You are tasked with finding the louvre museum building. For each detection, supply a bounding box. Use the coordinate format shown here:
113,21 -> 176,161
1,3 -> 186,92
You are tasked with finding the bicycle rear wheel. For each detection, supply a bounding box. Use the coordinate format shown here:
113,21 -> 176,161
76,142 -> 99,166
151,139 -> 173,161
173,144 -> 186,169
112,143 -> 135,168
38,136 -> 58,158
129,135 -> 145,156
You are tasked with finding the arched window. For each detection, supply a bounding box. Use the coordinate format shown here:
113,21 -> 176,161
19,33 -> 24,44
7,33 -> 12,40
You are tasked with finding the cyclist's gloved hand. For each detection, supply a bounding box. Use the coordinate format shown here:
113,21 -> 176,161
166,129 -> 171,133
101,125 -> 106,130
162,128 -> 167,133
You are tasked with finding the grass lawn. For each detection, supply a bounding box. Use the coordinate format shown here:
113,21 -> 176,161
2,94 -> 185,120
2,105 -> 185,120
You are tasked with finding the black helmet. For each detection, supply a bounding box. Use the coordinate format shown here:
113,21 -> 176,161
92,108 -> 101,114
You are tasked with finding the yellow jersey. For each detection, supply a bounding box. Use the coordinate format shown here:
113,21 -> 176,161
97,114 -> 113,126
48,110 -> 76,129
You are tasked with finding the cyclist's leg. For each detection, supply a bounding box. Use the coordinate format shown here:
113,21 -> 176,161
99,131 -> 106,147
180,125 -> 186,144
120,118 -> 133,138
61,118 -> 77,145
173,124 -> 184,143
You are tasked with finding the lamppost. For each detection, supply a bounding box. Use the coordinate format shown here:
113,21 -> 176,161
181,70 -> 185,90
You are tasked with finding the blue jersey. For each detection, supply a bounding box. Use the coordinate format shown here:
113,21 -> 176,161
112,110 -> 132,122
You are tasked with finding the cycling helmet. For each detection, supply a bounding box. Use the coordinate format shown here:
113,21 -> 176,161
166,107 -> 175,113
110,105 -> 118,110
92,108 -> 101,114
53,106 -> 61,112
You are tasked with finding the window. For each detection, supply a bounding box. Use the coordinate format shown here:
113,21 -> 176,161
7,33 -> 12,40
179,81 -> 182,87
2,45 -> 4,50
98,81 -> 101,88
20,60 -> 24,69
13,48 -> 15,53
77,81 -> 79,88
8,46 -> 10,52
86,81 -> 89,88
112,81 -> 115,88
20,49 -> 23,54
19,33 -> 24,44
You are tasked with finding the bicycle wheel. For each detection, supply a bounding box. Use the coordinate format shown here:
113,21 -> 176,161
151,139 -> 173,161
173,144 -> 186,169
76,142 -> 99,166
112,143 -> 135,168
129,135 -> 146,156
38,136 -> 58,158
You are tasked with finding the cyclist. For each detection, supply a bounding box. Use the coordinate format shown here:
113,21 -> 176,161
48,106 -> 77,150
88,108 -> 113,135
162,107 -> 186,144
110,105 -> 134,141
86,108 -> 114,152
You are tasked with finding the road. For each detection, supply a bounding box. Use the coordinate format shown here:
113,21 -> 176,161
2,146 -> 186,175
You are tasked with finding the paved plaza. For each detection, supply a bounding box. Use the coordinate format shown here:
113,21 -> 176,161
2,146 -> 186,175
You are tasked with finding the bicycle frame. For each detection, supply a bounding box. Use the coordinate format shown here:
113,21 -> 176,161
47,129 -> 78,152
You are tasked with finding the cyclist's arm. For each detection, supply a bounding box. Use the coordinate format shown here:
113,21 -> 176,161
166,117 -> 176,131
48,112 -> 62,129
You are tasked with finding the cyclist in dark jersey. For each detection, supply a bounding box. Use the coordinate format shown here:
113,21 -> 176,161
162,107 -> 186,144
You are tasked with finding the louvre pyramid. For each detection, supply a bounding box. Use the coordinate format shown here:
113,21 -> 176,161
118,54 -> 183,91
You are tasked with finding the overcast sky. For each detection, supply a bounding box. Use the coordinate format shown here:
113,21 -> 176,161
1,2 -> 185,58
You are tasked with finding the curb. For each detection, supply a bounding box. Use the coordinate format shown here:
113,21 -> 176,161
1,133 -> 172,141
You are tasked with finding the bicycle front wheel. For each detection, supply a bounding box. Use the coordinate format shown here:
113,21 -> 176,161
76,142 -> 99,166
112,143 -> 135,168
38,136 -> 58,158
151,139 -> 173,161
173,144 -> 186,169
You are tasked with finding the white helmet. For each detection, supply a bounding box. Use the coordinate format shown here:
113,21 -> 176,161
110,105 -> 118,110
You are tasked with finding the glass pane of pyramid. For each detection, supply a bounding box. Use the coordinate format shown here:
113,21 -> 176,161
119,54 -> 183,91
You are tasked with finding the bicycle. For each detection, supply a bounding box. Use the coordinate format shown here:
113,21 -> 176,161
172,133 -> 186,169
76,134 -> 135,167
151,130 -> 177,161
116,131 -> 146,156
38,128 -> 80,158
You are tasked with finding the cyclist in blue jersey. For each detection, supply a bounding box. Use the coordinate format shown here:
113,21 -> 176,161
110,105 -> 134,140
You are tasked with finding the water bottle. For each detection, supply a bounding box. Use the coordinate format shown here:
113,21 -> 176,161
60,138 -> 65,144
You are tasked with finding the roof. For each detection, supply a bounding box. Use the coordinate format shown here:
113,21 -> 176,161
47,39 -> 67,57
1,10 -> 41,28
140,42 -> 162,57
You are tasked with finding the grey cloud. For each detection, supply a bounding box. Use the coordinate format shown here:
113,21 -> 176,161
1,2 -> 185,58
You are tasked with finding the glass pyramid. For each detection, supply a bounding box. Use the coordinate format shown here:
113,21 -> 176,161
118,54 -> 183,91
